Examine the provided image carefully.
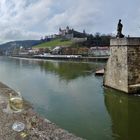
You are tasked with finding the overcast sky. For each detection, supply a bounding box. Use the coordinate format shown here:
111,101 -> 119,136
0,0 -> 140,43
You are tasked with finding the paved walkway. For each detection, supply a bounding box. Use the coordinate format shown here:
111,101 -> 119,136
0,82 -> 84,140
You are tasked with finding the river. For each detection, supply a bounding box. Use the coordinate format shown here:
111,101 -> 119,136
0,56 -> 140,140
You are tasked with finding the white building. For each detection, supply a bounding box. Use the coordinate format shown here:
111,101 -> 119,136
89,46 -> 110,56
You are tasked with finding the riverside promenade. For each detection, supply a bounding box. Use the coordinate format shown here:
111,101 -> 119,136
0,82 -> 84,140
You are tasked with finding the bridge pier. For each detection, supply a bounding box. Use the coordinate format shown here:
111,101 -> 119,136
104,37 -> 140,93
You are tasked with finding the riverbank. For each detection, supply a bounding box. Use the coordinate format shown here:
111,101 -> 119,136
0,82 -> 84,140
11,55 -> 108,62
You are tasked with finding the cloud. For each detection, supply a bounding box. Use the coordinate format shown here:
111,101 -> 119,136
0,0 -> 140,43
46,0 -> 103,33
0,28 -> 41,43
0,0 -> 53,43
0,0 -> 105,43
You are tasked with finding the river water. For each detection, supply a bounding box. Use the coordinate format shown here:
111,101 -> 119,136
0,56 -> 140,140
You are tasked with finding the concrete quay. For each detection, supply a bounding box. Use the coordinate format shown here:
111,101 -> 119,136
0,82 -> 84,140
12,55 -> 109,62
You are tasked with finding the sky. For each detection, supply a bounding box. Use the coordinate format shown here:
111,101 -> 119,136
0,0 -> 140,43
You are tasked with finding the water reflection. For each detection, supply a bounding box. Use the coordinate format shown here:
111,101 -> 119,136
38,60 -> 104,81
4,57 -> 105,81
0,56 -> 110,140
104,88 -> 140,140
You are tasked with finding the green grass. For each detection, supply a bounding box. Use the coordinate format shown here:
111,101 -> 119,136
33,39 -> 73,48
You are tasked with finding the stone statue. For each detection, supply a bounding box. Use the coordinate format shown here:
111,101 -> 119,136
116,19 -> 124,38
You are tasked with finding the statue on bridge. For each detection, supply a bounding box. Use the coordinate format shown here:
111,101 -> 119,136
116,19 -> 124,38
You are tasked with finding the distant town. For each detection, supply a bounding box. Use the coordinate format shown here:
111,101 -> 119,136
0,26 -> 112,58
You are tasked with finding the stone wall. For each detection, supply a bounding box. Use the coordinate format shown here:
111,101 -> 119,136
128,46 -> 140,93
104,43 -> 128,92
128,47 -> 140,84
104,37 -> 140,93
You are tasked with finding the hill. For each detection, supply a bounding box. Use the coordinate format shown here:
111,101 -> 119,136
33,39 -> 73,48
0,40 -> 41,51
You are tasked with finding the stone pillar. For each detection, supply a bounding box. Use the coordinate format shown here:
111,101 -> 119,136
104,37 -> 140,93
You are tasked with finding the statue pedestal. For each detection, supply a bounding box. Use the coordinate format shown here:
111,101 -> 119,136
104,37 -> 140,93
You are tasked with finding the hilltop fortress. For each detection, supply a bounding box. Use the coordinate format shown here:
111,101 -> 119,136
59,26 -> 87,42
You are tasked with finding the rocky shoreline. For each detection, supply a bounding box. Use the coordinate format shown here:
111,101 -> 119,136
0,82 -> 84,140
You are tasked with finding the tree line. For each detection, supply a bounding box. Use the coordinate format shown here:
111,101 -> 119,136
82,32 -> 113,47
